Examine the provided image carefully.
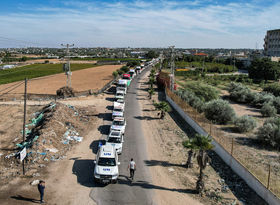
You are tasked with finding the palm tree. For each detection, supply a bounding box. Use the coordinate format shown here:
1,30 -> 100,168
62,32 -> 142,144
154,101 -> 171,119
183,134 -> 213,194
148,88 -> 154,99
149,76 -> 156,89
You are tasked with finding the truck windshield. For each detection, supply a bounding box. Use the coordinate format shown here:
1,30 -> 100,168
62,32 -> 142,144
118,84 -> 126,88
116,93 -> 124,96
113,121 -> 124,125
114,108 -> 123,112
98,157 -> 116,166
111,131 -> 120,136
108,137 -> 121,143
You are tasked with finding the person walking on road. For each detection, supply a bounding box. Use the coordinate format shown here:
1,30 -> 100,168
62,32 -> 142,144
128,158 -> 136,180
38,180 -> 46,204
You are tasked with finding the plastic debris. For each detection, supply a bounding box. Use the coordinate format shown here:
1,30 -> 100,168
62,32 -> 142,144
45,148 -> 58,153
168,168 -> 175,172
30,179 -> 40,186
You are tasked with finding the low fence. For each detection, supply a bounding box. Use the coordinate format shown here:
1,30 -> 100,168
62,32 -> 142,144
165,88 -> 280,205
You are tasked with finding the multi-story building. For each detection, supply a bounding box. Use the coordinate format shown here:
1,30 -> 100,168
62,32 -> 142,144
264,29 -> 280,57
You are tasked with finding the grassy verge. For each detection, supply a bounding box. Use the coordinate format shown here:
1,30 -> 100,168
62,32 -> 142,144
0,63 -> 97,85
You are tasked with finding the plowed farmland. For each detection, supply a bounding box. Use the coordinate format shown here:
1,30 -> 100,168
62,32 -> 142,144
0,64 -> 121,95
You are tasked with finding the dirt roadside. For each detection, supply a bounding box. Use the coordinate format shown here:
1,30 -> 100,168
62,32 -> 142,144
0,94 -> 110,205
137,71 -> 266,205
137,71 -> 203,205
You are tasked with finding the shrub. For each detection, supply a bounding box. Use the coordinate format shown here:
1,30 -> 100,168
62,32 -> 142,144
252,92 -> 275,108
228,82 -> 254,103
260,103 -> 276,117
264,83 -> 280,97
204,99 -> 236,124
117,69 -> 124,75
112,71 -> 118,78
120,66 -> 129,73
184,81 -> 219,102
175,89 -> 205,113
273,97 -> 280,114
257,117 -> 280,149
234,115 -> 257,133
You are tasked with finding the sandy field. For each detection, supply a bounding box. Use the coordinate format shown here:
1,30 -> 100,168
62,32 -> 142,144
0,65 -> 121,95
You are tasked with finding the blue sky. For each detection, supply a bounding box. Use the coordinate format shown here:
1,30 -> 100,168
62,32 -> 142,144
0,0 -> 279,48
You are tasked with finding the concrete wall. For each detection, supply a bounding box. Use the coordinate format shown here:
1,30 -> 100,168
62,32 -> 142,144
166,94 -> 280,205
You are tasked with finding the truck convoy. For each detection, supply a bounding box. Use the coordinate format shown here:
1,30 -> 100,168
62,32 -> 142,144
94,58 -> 159,184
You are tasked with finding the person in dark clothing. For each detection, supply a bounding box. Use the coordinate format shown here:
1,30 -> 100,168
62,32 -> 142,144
37,180 -> 45,204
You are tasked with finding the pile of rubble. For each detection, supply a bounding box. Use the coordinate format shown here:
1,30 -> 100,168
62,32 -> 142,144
0,102 -> 96,179
56,86 -> 76,98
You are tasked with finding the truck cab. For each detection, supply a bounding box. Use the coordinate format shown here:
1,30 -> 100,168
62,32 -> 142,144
129,69 -> 136,78
106,130 -> 124,154
115,90 -> 125,100
94,144 -> 120,184
112,103 -> 124,119
110,117 -> 126,134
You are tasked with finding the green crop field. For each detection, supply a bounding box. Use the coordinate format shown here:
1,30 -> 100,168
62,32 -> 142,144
0,63 -> 97,85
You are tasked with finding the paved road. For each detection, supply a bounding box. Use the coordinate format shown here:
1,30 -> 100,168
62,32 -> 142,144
90,67 -> 156,205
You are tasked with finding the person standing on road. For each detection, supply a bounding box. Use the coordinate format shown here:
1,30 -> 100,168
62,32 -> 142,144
38,180 -> 46,204
127,158 -> 136,180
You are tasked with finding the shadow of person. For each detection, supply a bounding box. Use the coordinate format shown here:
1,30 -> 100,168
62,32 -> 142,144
11,195 -> 39,203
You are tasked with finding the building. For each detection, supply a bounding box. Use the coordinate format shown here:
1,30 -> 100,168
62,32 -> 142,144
264,29 -> 280,57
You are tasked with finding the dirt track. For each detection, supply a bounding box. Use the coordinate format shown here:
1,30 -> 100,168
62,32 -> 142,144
0,65 -> 121,95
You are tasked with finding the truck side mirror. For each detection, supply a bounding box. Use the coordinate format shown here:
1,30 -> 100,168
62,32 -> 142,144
117,162 -> 120,165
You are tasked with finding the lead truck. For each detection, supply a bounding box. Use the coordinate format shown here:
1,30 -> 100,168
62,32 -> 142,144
94,144 -> 120,184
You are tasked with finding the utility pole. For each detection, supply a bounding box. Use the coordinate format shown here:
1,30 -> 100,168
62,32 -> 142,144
61,43 -> 74,87
22,78 -> 27,175
159,51 -> 163,71
169,46 -> 175,91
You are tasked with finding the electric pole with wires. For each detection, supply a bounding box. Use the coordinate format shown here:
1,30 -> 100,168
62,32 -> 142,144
169,46 -> 175,91
61,43 -> 74,87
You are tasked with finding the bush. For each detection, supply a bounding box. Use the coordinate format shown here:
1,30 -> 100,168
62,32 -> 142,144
234,115 -> 256,133
204,99 -> 236,124
228,82 -> 254,103
257,117 -> 280,149
260,103 -> 276,117
176,89 -> 205,113
273,97 -> 280,114
184,81 -> 219,102
120,66 -> 129,73
252,92 -> 275,108
264,83 -> 280,97
112,71 -> 118,78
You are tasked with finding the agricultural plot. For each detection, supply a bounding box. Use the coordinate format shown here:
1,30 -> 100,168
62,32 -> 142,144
0,64 -> 121,95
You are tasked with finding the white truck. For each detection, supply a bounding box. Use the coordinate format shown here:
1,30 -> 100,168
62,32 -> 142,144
106,130 -> 124,154
115,90 -> 125,100
117,79 -> 127,94
112,103 -> 124,119
110,117 -> 126,134
94,144 -> 120,184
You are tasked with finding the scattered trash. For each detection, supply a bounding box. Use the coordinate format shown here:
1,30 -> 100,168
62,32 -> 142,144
45,148 -> 58,153
30,179 -> 40,186
0,153 -> 3,157
32,173 -> 40,177
168,168 -> 175,172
